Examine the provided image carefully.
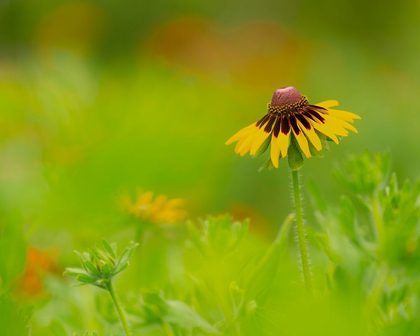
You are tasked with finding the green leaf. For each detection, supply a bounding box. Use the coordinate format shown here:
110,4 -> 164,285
49,319 -> 67,336
63,268 -> 87,278
165,300 -> 220,334
187,220 -> 207,256
0,294 -> 32,336
77,274 -> 97,284
339,196 -> 356,239
308,139 -> 324,157
315,233 -> 342,265
117,243 -> 138,268
245,214 -> 293,301
73,332 -> 98,336
316,131 -> 330,151
258,157 -> 276,172
101,262 -> 112,277
252,135 -> 271,158
307,179 -> 328,213
74,250 -> 88,273
143,291 -> 168,315
287,135 -> 304,171
0,211 -> 27,286
375,151 -> 391,183
229,281 -> 244,307
91,246 -> 109,266
113,262 -> 128,275
84,260 -> 102,277
102,239 -> 116,259
333,151 -> 392,195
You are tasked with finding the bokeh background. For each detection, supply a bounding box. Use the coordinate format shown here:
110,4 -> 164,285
1,0 -> 420,260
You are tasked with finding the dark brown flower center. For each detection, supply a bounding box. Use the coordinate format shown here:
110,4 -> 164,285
267,96 -> 309,115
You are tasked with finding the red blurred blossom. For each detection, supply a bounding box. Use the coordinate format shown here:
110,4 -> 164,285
15,246 -> 58,299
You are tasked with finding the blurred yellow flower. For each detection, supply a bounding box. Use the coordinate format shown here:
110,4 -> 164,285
120,189 -> 187,225
226,86 -> 361,168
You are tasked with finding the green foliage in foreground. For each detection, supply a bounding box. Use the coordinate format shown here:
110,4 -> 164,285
64,240 -> 138,289
1,151 -> 420,336
0,294 -> 32,336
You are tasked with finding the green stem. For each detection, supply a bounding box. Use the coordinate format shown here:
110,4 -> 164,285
371,195 -> 384,243
291,170 -> 314,296
162,321 -> 175,336
106,281 -> 131,336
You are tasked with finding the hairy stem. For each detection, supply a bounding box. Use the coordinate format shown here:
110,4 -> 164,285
291,170 -> 314,296
106,281 -> 132,336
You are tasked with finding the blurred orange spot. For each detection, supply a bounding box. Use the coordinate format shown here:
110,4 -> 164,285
225,21 -> 306,88
229,203 -> 271,239
145,17 -> 307,89
146,17 -> 230,77
33,2 -> 105,56
15,246 -> 58,299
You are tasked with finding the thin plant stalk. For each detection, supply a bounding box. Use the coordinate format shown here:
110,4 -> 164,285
291,170 -> 314,296
371,194 -> 384,243
105,281 -> 132,336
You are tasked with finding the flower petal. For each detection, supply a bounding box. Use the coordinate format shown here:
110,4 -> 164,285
250,127 -> 271,155
326,109 -> 361,122
234,136 -> 247,153
277,130 -> 290,158
237,127 -> 260,156
308,117 -> 339,144
226,123 -> 257,145
292,128 -> 311,158
315,100 -> 339,108
270,135 -> 281,168
238,134 -> 257,156
298,121 -> 322,151
323,115 -> 355,134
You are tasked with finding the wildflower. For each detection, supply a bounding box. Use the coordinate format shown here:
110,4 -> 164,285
225,86 -> 361,295
226,86 -> 361,169
120,189 -> 187,225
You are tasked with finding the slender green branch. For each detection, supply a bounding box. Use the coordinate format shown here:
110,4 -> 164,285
371,194 -> 384,243
106,281 -> 132,336
291,170 -> 314,296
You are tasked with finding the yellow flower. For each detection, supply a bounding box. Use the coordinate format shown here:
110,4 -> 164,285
120,189 -> 187,225
226,86 -> 361,168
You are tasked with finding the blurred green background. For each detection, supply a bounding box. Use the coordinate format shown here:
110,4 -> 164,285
1,1 -> 420,246
2,1 -> 420,335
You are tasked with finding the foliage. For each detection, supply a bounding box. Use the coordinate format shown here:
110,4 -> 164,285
0,210 -> 27,287
2,151 -> 420,335
309,152 -> 420,335
133,291 -> 220,334
64,240 -> 138,289
0,294 -> 32,336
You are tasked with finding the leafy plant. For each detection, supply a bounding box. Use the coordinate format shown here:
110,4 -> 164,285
184,214 -> 293,335
133,291 -> 220,335
0,294 -> 32,336
309,151 -> 420,334
64,240 -> 138,336
0,210 -> 27,289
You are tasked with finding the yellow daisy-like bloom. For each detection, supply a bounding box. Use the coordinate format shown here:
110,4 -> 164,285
226,86 -> 361,168
120,189 -> 187,225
